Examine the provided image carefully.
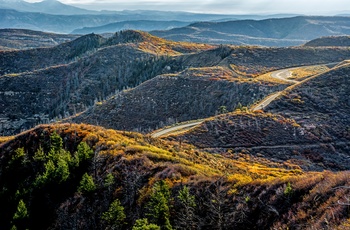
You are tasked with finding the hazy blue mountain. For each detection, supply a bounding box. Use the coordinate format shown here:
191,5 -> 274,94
71,20 -> 190,34
151,16 -> 350,47
0,0 -> 96,15
0,8 -> 274,34
0,9 -> 123,33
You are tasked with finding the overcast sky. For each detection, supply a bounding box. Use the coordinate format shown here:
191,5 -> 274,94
25,0 -> 350,15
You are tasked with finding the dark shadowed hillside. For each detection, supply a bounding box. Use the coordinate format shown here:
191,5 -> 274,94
267,62 -> 350,143
0,33 -> 106,75
0,30 -> 214,136
72,67 -> 287,132
72,44 -> 350,134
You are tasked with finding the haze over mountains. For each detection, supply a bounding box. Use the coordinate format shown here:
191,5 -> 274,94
1,0 -> 350,47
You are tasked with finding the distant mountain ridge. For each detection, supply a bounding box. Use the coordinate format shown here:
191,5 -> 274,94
0,0 -> 96,15
0,9 -> 238,34
71,20 -> 191,34
151,16 -> 350,47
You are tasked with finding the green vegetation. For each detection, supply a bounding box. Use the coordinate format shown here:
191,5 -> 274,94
146,180 -> 172,230
1,123 -> 350,229
284,182 -> 293,196
13,199 -> 28,220
102,199 -> 126,228
78,173 -> 96,194
132,219 -> 160,230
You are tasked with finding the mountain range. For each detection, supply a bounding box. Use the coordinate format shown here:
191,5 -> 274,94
0,0 -> 98,15
151,16 -> 350,47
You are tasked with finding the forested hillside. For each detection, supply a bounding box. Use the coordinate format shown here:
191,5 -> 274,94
1,124 -> 350,229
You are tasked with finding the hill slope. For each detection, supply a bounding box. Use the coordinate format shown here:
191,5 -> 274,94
304,36 -> 350,47
0,29 -> 79,50
73,66 -> 287,132
1,123 -> 350,229
0,30 -> 213,136
72,44 -> 350,134
168,63 -> 350,171
267,62 -> 350,143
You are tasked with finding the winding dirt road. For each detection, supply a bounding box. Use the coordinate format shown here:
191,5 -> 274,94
151,121 -> 202,138
151,63 -> 334,138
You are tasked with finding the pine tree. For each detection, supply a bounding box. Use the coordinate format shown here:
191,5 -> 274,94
177,186 -> 196,229
50,131 -> 63,153
78,173 -> 96,194
101,199 -> 126,229
132,218 -> 160,230
146,180 -> 172,230
13,199 -> 28,220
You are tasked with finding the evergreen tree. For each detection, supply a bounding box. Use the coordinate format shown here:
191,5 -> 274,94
50,131 -> 63,153
176,186 -> 197,229
78,173 -> 96,194
132,218 -> 160,230
101,199 -> 126,229
33,146 -> 45,162
104,173 -> 115,193
76,141 -> 93,161
146,180 -> 172,230
13,199 -> 28,220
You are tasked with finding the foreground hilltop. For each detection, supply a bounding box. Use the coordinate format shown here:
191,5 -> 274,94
1,123 -> 350,229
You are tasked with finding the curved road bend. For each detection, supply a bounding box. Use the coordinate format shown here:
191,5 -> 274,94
151,121 -> 202,138
152,63 -> 336,138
